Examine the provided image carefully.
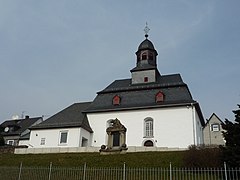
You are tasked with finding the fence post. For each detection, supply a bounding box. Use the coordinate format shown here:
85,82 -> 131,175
83,162 -> 86,180
169,162 -> 172,180
224,162 -> 228,180
123,162 -> 126,180
18,162 -> 22,180
48,162 -> 52,180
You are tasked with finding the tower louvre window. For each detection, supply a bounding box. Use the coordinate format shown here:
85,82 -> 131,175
149,52 -> 154,60
142,52 -> 147,60
156,91 -> 164,102
144,77 -> 148,82
113,95 -> 121,105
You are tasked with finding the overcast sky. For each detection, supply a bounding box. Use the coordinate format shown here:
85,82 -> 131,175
0,0 -> 240,123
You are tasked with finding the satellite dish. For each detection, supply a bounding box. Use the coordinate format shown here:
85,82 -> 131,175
12,115 -> 19,120
4,127 -> 9,132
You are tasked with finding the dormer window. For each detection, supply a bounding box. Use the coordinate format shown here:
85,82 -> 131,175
156,91 -> 164,103
113,95 -> 121,106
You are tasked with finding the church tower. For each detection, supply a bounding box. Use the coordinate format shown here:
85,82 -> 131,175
131,24 -> 160,84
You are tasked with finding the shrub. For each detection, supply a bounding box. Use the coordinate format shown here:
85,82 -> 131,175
0,135 -> 5,146
183,145 -> 222,167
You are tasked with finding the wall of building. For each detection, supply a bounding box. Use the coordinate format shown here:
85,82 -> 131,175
28,127 -> 91,148
18,139 -> 29,146
87,106 -> 203,148
15,146 -> 187,154
192,106 -> 204,146
131,70 -> 156,84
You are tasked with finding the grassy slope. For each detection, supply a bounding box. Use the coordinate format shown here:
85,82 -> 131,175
0,151 -> 185,167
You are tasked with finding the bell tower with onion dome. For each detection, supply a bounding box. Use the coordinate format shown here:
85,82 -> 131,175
131,23 -> 160,84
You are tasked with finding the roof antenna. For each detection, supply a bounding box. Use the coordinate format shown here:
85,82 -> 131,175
144,22 -> 150,38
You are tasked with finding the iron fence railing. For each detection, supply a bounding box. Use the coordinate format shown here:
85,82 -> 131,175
0,162 -> 239,180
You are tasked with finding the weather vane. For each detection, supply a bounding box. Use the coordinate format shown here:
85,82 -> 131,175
144,22 -> 150,38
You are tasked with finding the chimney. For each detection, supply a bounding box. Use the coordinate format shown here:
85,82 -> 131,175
25,115 -> 30,119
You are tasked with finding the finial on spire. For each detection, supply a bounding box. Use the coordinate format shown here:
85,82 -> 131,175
144,22 -> 150,38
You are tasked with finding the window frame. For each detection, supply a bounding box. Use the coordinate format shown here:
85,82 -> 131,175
7,140 -> 14,146
144,118 -> 154,138
40,138 -> 46,145
59,131 -> 68,145
211,124 -> 220,132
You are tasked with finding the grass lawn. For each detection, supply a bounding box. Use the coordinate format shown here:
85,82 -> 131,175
0,151 -> 185,167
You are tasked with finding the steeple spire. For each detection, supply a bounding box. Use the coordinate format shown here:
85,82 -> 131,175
144,22 -> 150,39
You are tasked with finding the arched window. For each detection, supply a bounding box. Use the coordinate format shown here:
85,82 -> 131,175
141,52 -> 147,60
144,118 -> 153,137
144,140 -> 154,147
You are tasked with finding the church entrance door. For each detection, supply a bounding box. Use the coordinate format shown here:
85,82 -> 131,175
112,132 -> 120,147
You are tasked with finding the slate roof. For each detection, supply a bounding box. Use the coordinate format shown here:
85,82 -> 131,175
0,117 -> 43,136
86,74 -> 193,111
138,38 -> 155,51
31,102 -> 93,132
204,113 -> 224,127
85,73 -> 205,125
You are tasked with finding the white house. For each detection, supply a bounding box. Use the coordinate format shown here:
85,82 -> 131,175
29,102 -> 93,148
0,116 -> 43,146
27,30 -> 205,151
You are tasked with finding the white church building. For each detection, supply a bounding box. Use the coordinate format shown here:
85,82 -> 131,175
25,30 -> 205,152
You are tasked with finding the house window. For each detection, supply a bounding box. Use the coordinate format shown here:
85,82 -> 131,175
156,91 -> 164,103
144,118 -> 153,137
113,95 -> 121,106
59,131 -> 68,144
40,138 -> 46,145
7,140 -> 14,146
211,124 -> 220,132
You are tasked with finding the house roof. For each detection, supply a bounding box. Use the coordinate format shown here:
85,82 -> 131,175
31,102 -> 93,132
204,113 -> 224,127
0,117 -> 43,136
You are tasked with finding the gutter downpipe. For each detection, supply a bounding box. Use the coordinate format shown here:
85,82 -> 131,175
191,103 -> 196,146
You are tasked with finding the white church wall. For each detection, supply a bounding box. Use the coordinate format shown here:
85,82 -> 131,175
28,127 -> 85,148
79,128 -> 92,147
87,106 -> 201,148
194,106 -> 204,145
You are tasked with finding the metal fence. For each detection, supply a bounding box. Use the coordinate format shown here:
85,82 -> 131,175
0,163 -> 239,180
